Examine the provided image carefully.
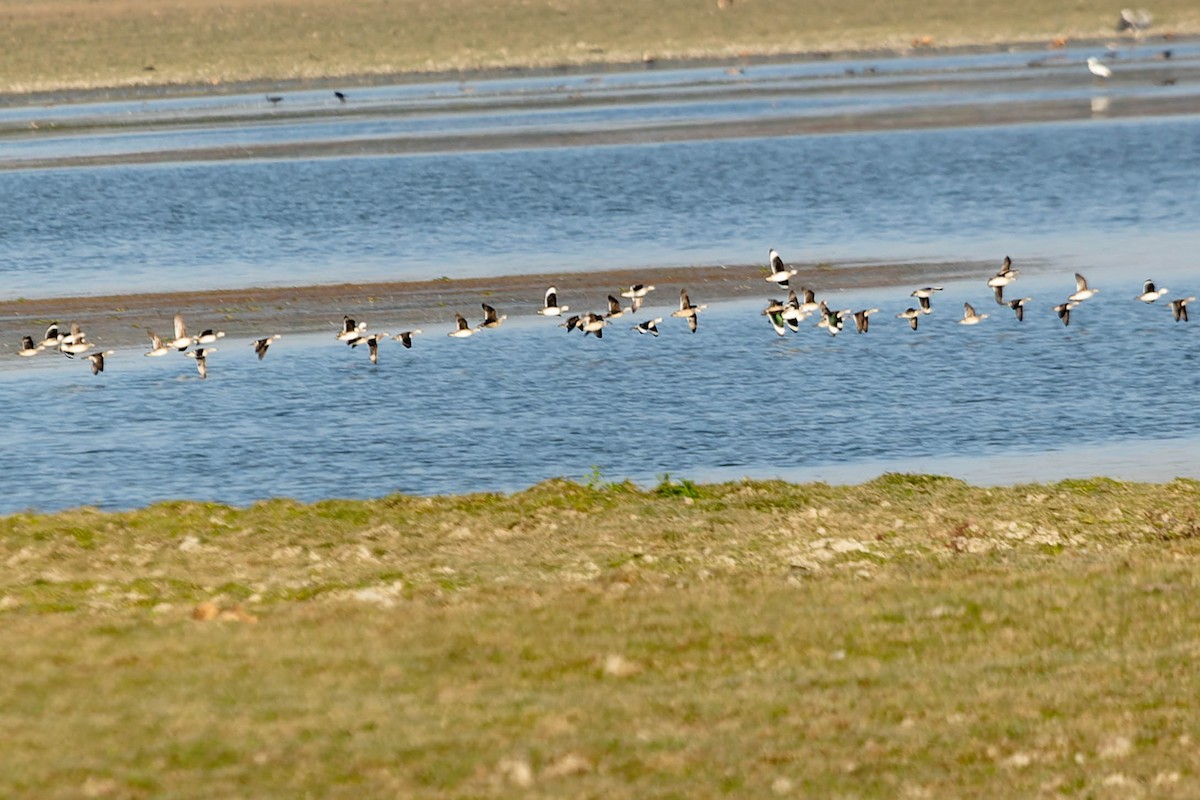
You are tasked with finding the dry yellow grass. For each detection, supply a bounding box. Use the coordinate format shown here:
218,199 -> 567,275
2,0 -> 1199,93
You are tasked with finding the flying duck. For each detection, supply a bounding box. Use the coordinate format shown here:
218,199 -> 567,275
766,249 -> 798,287
1053,300 -> 1079,326
897,307 -> 922,330
168,314 -> 192,351
605,295 -> 630,319
186,347 -> 216,379
1136,280 -> 1168,303
632,317 -> 663,336
620,284 -> 655,312
58,323 -> 92,356
1007,297 -> 1033,321
852,308 -> 879,333
37,323 -> 62,349
959,302 -> 988,325
762,299 -> 788,336
193,328 -> 225,345
1068,273 -> 1099,302
671,289 -> 707,333
538,287 -> 569,317
448,313 -> 476,338
252,334 -> 282,359
354,333 -> 388,364
18,336 -> 42,357
145,331 -> 170,357
392,330 -> 422,348
559,315 -> 582,333
796,287 -> 820,314
337,316 -> 367,343
478,303 -> 507,330
1169,296 -> 1195,322
84,349 -> 115,375
580,312 -> 608,338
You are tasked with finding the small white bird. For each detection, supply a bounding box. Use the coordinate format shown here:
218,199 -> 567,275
1136,280 -> 1168,303
1068,273 -> 1099,302
1087,57 -> 1113,80
959,302 -> 988,325
538,287 -> 569,317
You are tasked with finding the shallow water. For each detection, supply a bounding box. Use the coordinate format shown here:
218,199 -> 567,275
1,46 -> 1199,510
2,275 -> 1197,513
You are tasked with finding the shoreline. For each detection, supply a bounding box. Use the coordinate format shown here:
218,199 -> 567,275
2,33 -> 1193,107
1,259 -> 1007,351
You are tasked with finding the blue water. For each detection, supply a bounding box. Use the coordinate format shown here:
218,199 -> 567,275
1,46 -> 1199,512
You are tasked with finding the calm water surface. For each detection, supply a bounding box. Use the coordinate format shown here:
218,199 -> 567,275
1,46 -> 1198,511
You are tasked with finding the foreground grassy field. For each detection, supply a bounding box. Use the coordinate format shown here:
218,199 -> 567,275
2,0 -> 1200,93
3,475 -> 1200,796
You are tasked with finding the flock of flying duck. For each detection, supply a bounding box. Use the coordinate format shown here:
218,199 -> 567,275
11,250 -> 1195,375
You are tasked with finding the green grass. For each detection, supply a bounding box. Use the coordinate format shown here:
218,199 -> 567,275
3,476 -> 1200,796
2,0 -> 1199,93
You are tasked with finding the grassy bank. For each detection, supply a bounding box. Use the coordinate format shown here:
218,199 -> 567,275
3,475 -> 1200,796
2,0 -> 1199,94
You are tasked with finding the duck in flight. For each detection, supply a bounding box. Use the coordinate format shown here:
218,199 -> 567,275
449,313 -> 476,338
620,284 -> 655,312
538,287 -> 569,317
186,347 -> 216,378
1170,296 -> 1195,322
252,334 -> 282,360
1135,279 -> 1168,303
671,289 -> 707,333
632,317 -> 663,336
765,249 -> 798,288
1068,273 -> 1099,302
84,349 -> 115,375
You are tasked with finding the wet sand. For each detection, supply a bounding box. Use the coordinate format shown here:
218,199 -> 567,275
0,259 -> 1008,352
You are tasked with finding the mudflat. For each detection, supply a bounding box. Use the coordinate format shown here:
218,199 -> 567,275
0,259 -> 1008,351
